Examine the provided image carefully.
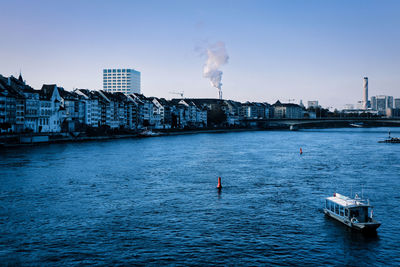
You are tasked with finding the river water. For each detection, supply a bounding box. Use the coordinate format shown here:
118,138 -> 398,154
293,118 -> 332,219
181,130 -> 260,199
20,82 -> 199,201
1,128 -> 400,265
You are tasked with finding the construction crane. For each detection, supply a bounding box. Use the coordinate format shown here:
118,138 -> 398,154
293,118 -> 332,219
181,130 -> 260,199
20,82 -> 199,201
169,91 -> 184,98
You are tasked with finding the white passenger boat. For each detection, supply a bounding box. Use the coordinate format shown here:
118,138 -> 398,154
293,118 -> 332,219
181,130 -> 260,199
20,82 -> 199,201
324,193 -> 381,232
138,129 -> 160,137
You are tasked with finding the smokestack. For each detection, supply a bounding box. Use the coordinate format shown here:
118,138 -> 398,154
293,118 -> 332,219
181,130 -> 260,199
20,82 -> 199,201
202,42 -> 229,100
363,77 -> 368,109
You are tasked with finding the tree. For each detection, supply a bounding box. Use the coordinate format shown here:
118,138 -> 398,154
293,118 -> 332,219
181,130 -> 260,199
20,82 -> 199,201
207,105 -> 227,126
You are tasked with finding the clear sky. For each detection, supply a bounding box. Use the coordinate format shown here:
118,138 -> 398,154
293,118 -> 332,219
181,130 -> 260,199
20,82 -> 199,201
1,0 -> 399,108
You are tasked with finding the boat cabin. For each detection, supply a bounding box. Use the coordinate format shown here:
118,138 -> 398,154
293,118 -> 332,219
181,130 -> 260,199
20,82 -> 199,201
325,193 -> 371,223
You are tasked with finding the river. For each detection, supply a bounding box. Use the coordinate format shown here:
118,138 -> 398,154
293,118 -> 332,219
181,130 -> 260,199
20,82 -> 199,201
1,128 -> 400,265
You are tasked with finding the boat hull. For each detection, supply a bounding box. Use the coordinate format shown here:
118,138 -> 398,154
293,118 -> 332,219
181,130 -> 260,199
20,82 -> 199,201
324,209 -> 381,232
378,140 -> 400,143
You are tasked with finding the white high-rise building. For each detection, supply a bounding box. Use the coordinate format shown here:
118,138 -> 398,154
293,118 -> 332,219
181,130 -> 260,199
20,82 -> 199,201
103,68 -> 141,94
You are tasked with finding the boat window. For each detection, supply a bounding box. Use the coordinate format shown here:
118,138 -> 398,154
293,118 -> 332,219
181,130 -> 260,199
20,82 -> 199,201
340,207 -> 344,216
335,204 -> 339,214
330,202 -> 334,212
345,209 -> 348,217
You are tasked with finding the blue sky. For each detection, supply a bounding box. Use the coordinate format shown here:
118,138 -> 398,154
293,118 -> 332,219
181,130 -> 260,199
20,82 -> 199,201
0,0 -> 399,108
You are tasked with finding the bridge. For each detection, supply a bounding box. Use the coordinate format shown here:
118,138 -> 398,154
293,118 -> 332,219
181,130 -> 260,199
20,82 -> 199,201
242,118 -> 400,129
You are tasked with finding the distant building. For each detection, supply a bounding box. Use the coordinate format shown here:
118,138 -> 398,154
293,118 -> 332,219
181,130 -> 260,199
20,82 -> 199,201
307,101 -> 319,109
387,96 -> 394,109
356,101 -> 364,110
370,96 -> 377,110
386,108 -> 400,118
74,89 -> 101,128
343,104 -> 354,110
38,84 -> 66,133
103,68 -> 141,95
372,95 -> 393,115
241,102 -> 258,119
273,101 -> 302,119
299,100 -> 305,109
395,98 -> 400,109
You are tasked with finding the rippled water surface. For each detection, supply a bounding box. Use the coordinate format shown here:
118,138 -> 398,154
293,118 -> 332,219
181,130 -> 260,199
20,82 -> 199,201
1,128 -> 400,265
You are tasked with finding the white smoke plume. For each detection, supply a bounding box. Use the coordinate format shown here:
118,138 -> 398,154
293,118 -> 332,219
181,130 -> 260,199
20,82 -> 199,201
203,42 -> 229,90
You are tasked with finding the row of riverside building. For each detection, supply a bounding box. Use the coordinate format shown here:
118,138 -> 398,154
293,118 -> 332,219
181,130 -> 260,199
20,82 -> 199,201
0,74 -> 305,134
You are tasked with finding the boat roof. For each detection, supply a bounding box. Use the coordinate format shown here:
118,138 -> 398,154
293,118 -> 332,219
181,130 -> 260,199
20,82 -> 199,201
326,193 -> 370,208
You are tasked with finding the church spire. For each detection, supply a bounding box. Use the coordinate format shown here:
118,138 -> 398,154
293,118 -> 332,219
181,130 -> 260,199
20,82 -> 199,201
18,71 -> 24,84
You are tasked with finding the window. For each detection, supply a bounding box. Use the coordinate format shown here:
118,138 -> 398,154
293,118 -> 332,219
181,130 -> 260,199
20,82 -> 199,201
345,209 -> 348,217
113,69 -> 116,73
117,69 -> 121,73
335,204 -> 339,214
340,207 -> 344,216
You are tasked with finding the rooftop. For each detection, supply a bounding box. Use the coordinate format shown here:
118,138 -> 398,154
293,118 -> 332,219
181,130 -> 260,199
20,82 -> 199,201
327,193 -> 370,208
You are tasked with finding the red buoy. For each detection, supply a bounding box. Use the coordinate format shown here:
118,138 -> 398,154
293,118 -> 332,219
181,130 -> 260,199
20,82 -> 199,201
217,177 -> 222,190
300,148 -> 303,155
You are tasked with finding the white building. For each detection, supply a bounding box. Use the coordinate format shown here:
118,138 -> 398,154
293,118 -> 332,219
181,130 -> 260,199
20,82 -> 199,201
343,104 -> 354,110
273,101 -> 303,119
130,93 -> 154,128
103,68 -> 141,95
39,85 -> 66,133
307,101 -> 319,109
371,95 -> 393,115
74,89 -> 101,128
395,98 -> 400,109
151,98 -> 166,129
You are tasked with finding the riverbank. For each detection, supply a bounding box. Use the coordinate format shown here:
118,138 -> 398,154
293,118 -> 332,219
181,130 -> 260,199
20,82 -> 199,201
1,124 -> 399,148
0,128 -> 263,148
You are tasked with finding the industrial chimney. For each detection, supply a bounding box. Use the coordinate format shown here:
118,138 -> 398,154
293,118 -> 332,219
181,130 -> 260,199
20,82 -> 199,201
219,88 -> 222,100
363,77 -> 368,109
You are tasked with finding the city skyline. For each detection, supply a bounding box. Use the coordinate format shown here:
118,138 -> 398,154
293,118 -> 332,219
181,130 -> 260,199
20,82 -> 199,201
1,0 -> 400,109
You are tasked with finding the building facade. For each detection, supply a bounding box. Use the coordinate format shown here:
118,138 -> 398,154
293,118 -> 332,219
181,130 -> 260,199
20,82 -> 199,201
307,101 -> 319,109
103,68 -> 141,95
273,101 -> 303,119
395,98 -> 400,109
372,95 -> 394,115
